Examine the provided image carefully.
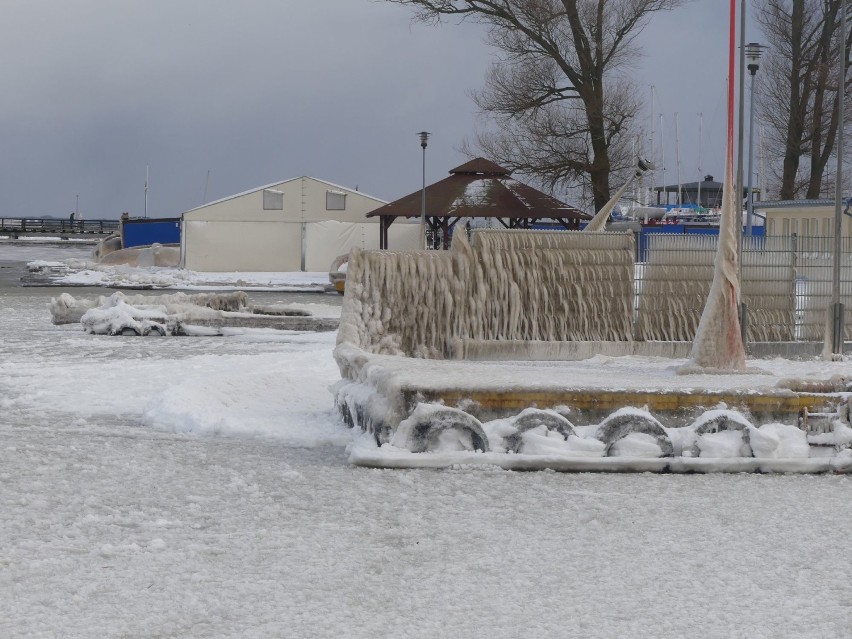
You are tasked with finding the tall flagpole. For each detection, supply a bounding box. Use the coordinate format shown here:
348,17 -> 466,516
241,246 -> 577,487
736,0 -> 746,269
683,0 -> 746,370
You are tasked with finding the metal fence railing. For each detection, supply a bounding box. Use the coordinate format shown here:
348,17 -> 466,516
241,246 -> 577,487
0,218 -> 119,236
635,234 -> 852,343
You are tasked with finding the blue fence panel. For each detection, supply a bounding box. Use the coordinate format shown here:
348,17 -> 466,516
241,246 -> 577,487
638,224 -> 765,261
123,218 -> 181,248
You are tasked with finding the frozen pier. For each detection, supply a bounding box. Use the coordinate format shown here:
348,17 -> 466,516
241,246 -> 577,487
333,230 -> 852,472
335,342 -> 851,472
335,341 -> 841,430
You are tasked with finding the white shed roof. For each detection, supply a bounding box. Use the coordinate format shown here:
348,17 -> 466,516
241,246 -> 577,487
184,176 -> 386,214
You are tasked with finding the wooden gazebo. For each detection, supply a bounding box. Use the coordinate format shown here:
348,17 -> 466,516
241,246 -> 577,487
368,158 -> 591,249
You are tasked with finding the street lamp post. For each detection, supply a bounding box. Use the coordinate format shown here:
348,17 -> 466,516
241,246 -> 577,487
831,0 -> 846,355
418,132 -> 430,250
745,42 -> 763,237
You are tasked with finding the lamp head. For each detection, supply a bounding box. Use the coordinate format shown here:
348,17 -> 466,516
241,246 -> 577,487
745,42 -> 764,75
418,131 -> 430,148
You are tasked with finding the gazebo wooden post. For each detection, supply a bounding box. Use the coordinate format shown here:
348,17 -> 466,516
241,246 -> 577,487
379,216 -> 389,250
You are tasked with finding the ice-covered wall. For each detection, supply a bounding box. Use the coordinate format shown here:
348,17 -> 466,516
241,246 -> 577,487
337,229 -> 635,358
636,235 -> 796,342
797,260 -> 852,341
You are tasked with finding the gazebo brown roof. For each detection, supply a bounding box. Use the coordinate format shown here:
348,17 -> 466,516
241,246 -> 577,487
369,158 -> 591,249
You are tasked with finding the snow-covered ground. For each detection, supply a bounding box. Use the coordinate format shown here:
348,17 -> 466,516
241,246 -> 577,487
21,243 -> 330,291
3,247 -> 852,637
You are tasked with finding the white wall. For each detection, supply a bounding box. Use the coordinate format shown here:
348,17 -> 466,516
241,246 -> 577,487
763,205 -> 852,238
182,176 -> 403,271
183,218 -> 422,272
183,220 -> 303,271
304,220 -> 421,271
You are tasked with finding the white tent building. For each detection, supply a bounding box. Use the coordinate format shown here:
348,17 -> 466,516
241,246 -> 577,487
181,177 -> 420,272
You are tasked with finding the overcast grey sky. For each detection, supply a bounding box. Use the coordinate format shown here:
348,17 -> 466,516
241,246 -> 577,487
0,0 -> 756,219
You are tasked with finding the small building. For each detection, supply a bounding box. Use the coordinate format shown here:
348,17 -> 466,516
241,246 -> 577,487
181,176 -> 420,272
759,199 -> 852,240
368,158 -> 591,249
654,175 -> 755,209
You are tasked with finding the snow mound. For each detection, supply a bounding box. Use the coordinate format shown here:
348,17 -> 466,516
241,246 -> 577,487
750,423 -> 810,459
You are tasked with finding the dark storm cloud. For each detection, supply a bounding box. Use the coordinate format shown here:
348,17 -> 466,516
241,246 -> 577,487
0,0 -> 492,218
0,0 -> 746,219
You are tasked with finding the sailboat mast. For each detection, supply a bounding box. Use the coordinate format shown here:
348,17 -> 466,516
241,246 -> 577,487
675,112 -> 682,207
758,125 -> 765,201
144,165 -> 149,219
697,112 -> 703,208
650,85 -> 657,205
203,169 -> 211,205
660,113 -> 666,206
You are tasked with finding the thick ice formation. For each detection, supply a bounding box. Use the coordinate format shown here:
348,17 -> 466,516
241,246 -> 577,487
51,291 -> 248,325
636,235 -> 795,342
338,229 -> 634,357
349,398 -> 850,471
92,234 -> 122,261
80,294 -> 171,336
682,149 -> 746,370
72,291 -> 320,336
97,243 -> 180,267
583,174 -> 634,232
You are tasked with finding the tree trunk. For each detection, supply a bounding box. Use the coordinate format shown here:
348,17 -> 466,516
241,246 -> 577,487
779,0 -> 805,200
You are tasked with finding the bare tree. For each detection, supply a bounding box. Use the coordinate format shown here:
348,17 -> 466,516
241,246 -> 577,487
756,0 -> 851,200
386,0 -> 687,211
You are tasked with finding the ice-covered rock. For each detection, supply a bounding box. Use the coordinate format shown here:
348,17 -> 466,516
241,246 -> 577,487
80,293 -> 169,336
52,291 -> 249,325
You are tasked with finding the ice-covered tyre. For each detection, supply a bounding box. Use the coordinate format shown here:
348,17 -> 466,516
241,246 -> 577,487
393,404 -> 490,453
143,325 -> 165,336
597,410 -> 673,457
116,326 -> 140,336
687,412 -> 753,457
504,408 -> 576,453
